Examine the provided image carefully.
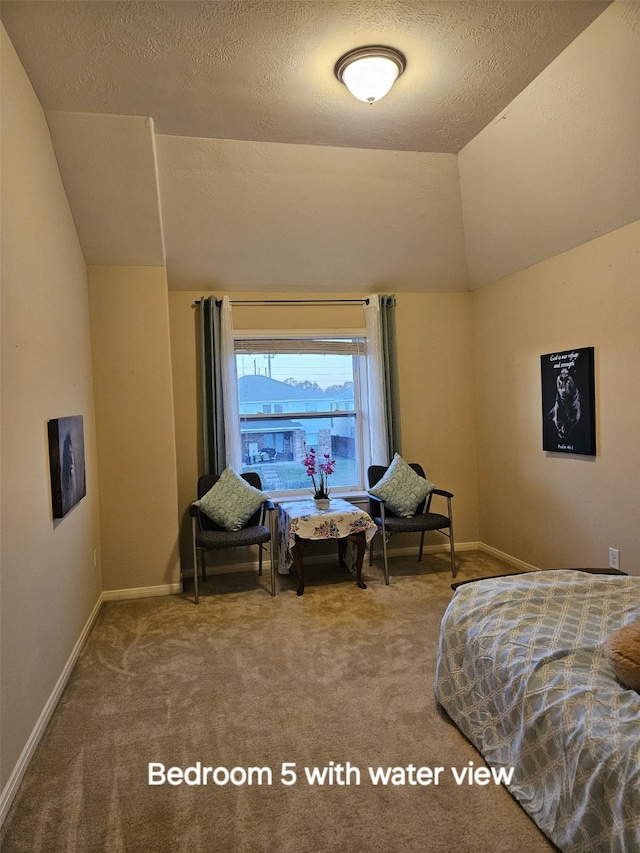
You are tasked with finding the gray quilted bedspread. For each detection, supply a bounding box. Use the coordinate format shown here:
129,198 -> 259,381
435,570 -> 640,853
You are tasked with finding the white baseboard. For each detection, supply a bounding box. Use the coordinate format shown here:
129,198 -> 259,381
379,540 -> 539,573
477,542 -> 539,573
102,583 -> 182,601
0,539 -> 534,825
95,545 -> 538,585
184,541 -> 487,576
0,583 -> 182,823
376,541 -> 479,559
0,592 -> 105,825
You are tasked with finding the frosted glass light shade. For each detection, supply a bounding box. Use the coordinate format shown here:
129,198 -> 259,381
335,46 -> 406,104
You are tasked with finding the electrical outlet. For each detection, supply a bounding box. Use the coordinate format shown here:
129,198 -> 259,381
609,548 -> 620,570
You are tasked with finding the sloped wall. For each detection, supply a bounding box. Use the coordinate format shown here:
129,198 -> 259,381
0,25 -> 102,794
460,1 -> 640,287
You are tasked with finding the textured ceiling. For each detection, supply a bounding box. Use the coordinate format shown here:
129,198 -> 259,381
1,0 -> 610,153
1,1 -> 615,291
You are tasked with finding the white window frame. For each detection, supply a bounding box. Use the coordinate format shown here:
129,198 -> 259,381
234,329 -> 371,498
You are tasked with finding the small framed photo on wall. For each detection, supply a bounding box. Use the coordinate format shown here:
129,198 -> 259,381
48,415 -> 87,518
541,347 -> 596,456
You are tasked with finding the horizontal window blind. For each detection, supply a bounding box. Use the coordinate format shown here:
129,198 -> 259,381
240,410 -> 356,421
234,337 -> 365,356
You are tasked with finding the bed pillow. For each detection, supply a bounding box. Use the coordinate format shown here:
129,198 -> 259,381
195,467 -> 268,531
604,622 -> 640,692
369,453 -> 435,517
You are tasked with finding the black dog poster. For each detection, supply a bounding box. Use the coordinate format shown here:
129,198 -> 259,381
541,347 -> 596,455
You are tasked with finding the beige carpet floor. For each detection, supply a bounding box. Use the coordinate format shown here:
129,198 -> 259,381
2,550 -> 558,852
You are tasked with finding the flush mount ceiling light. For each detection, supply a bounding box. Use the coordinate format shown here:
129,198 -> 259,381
335,45 -> 406,104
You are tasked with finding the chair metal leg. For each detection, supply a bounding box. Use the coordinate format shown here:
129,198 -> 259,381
381,509 -> 390,585
418,530 -> 425,562
448,525 -> 457,578
446,496 -> 456,578
381,533 -> 390,585
258,544 -> 263,576
270,538 -> 275,597
191,518 -> 200,604
266,510 -> 275,596
194,549 -> 201,604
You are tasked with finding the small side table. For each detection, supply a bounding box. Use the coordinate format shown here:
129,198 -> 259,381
278,499 -> 378,595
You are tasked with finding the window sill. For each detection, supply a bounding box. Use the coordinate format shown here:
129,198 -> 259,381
269,491 -> 369,507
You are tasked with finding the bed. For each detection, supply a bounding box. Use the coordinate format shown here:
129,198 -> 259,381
435,570 -> 640,853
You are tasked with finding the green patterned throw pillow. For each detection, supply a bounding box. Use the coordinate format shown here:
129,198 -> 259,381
369,453 -> 434,517
195,466 -> 268,531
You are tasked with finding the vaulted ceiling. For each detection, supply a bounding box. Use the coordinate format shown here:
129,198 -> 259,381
1,1 -> 614,291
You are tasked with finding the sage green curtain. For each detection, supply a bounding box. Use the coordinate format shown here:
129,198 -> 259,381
379,294 -> 402,459
199,297 -> 226,474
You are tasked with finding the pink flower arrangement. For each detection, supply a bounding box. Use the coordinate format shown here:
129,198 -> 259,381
302,447 -> 336,500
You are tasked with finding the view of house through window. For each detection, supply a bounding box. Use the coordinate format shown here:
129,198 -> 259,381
235,338 -> 365,494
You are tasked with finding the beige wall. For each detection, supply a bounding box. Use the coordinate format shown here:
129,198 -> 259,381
168,291 -> 479,573
460,1 -> 640,287
0,26 -> 102,792
2,1 -> 638,817
158,137 -> 468,293
395,292 -> 479,544
87,265 -> 181,592
473,221 -> 640,574
167,291 -> 201,571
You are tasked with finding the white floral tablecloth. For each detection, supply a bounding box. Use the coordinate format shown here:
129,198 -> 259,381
277,499 -> 378,574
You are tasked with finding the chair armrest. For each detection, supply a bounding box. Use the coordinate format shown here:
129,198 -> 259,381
432,488 -> 454,499
366,493 -> 385,515
259,498 -> 276,527
189,502 -> 200,517
366,492 -> 386,504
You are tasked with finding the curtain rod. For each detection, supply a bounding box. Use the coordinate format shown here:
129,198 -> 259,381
193,298 -> 370,306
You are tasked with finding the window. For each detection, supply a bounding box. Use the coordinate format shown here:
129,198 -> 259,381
235,336 -> 367,494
